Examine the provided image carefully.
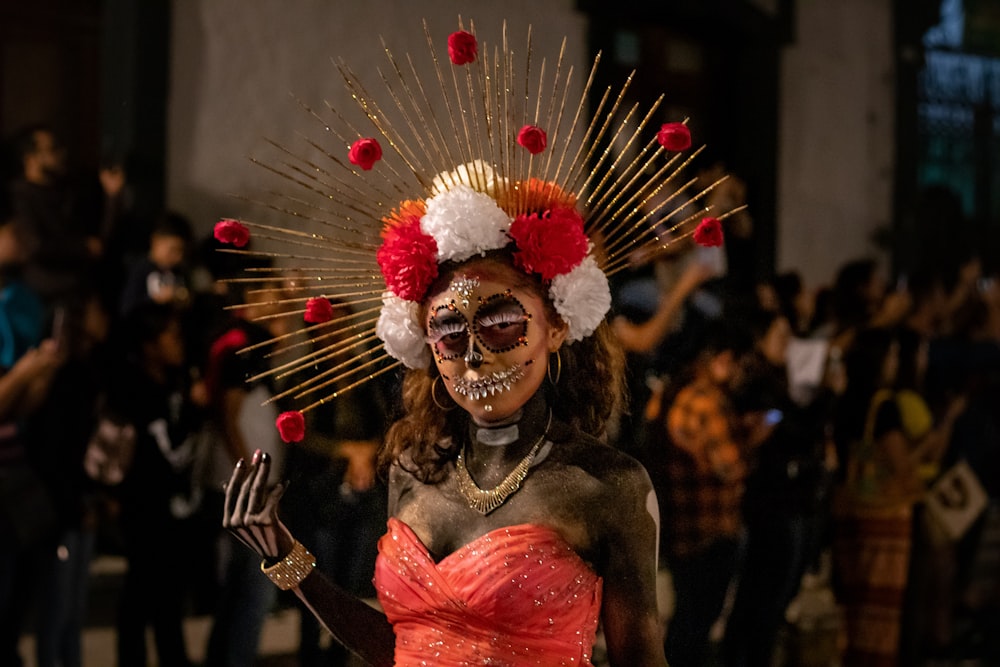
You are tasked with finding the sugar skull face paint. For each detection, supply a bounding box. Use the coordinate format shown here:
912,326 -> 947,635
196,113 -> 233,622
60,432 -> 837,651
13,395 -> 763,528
425,262 -> 566,423
428,288 -> 530,362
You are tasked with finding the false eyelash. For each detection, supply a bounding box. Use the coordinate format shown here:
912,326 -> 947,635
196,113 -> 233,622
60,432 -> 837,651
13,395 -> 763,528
477,311 -> 525,328
426,321 -> 468,343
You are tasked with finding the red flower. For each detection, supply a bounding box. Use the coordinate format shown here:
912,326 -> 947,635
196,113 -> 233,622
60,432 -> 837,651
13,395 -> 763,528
209,328 -> 249,360
205,327 -> 250,398
376,217 -> 439,301
448,30 -> 477,65
276,410 -> 306,443
214,219 -> 250,248
304,297 -> 334,324
349,137 -> 382,170
517,125 -> 547,155
509,207 -> 588,281
693,217 -> 724,247
656,122 -> 691,151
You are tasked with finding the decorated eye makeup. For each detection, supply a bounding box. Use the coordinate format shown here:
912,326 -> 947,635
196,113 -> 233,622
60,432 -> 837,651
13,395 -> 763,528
427,290 -> 531,362
427,306 -> 469,360
473,292 -> 529,353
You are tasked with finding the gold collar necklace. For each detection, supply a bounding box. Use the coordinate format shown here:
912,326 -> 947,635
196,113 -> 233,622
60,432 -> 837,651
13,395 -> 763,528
454,411 -> 552,515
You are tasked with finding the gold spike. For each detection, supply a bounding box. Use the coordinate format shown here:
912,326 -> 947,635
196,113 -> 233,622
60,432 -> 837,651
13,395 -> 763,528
215,19 -> 741,415
300,361 -> 402,411
237,306 -> 381,356
294,351 -> 393,400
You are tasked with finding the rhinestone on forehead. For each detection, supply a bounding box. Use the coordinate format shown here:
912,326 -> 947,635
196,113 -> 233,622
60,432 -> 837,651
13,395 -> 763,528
449,276 -> 480,310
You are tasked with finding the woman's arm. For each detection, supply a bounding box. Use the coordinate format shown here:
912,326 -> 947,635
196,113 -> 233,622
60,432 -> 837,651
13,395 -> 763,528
909,395 -> 966,469
597,459 -> 669,667
224,450 -> 396,667
881,430 -> 925,499
0,339 -> 62,419
613,261 -> 715,354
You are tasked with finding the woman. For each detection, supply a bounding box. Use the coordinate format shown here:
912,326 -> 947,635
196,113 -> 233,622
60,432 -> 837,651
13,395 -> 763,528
0,185 -> 65,667
225,247 -> 665,665
831,327 -> 927,666
723,307 -> 832,667
28,288 -> 111,667
216,18 -> 734,667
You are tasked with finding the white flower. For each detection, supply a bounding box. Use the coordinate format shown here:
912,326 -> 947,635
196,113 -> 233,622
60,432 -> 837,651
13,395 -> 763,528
430,160 -> 499,196
376,293 -> 430,369
421,185 -> 510,263
549,255 -> 611,342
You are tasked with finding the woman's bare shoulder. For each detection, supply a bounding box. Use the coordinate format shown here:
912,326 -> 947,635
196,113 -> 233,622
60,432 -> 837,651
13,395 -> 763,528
553,430 -> 650,481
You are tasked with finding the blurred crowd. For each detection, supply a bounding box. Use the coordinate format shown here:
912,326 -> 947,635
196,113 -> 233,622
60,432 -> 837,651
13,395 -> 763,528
612,201 -> 1000,666
0,122 -> 997,667
0,123 -> 392,667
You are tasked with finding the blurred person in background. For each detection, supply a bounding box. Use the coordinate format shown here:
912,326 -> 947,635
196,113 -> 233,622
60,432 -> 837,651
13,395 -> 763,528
4,124 -> 103,313
892,323 -> 968,664
722,307 -> 834,667
27,285 -> 111,667
611,259 -> 718,457
94,154 -> 148,311
0,187 -> 65,667
281,298 -> 393,667
645,320 -> 757,666
822,258 -> 910,358
831,326 -> 947,666
772,270 -> 815,338
107,302 -> 204,667
119,209 -> 194,317
201,276 -> 292,667
921,274 -> 1000,661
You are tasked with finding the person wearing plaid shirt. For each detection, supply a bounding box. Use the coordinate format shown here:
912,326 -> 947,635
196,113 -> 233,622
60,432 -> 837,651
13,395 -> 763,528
649,323 -> 753,666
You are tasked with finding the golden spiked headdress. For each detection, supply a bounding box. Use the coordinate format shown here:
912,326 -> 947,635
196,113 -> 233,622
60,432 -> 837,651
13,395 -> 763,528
212,18 -> 743,442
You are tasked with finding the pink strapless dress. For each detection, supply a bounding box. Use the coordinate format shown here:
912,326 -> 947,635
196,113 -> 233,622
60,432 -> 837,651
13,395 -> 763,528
374,517 -> 603,666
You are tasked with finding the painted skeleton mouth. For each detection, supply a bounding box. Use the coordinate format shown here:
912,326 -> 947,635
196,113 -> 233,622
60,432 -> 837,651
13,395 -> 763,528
450,364 -> 524,400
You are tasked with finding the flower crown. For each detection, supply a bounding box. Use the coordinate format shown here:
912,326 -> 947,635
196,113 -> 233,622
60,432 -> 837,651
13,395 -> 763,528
213,20 -> 742,443
374,164 -> 608,369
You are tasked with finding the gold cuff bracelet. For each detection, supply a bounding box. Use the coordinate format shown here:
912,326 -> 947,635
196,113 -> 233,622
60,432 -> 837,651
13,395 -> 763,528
260,540 -> 316,591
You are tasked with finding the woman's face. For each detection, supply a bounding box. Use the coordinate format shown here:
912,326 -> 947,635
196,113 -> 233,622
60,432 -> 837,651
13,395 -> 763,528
425,262 -> 566,423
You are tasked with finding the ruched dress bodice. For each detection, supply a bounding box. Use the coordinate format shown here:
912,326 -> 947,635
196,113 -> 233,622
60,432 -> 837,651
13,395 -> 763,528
374,517 -> 603,666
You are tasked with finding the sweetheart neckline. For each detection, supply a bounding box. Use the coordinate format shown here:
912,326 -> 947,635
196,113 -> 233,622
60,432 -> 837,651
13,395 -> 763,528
385,516 -> 589,569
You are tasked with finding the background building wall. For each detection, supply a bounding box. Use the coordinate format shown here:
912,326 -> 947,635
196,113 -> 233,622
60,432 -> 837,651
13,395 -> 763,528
775,0 -> 895,289
166,0 -> 588,238
166,0 -> 897,293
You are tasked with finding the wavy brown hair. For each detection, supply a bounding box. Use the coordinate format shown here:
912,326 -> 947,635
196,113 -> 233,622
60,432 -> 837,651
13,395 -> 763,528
378,251 -> 626,482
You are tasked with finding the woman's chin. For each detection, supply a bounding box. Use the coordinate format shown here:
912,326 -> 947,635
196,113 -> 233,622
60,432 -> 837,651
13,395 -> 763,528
462,398 -> 521,425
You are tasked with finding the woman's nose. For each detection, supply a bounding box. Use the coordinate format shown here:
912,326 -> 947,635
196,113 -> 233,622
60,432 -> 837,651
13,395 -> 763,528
464,340 -> 484,368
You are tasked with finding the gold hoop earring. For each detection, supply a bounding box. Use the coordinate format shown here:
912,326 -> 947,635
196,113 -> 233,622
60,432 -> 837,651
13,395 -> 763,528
431,376 -> 454,411
547,350 -> 562,386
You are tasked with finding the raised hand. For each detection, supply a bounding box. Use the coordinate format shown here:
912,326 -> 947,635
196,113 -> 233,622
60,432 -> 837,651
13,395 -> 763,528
222,449 -> 295,562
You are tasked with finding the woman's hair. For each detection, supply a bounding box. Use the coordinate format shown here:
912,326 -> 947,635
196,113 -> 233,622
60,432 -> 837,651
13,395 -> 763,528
894,326 -> 925,391
116,300 -> 181,364
832,258 -> 878,332
772,270 -> 803,330
843,326 -> 896,398
378,250 -> 626,482
833,325 -> 898,466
